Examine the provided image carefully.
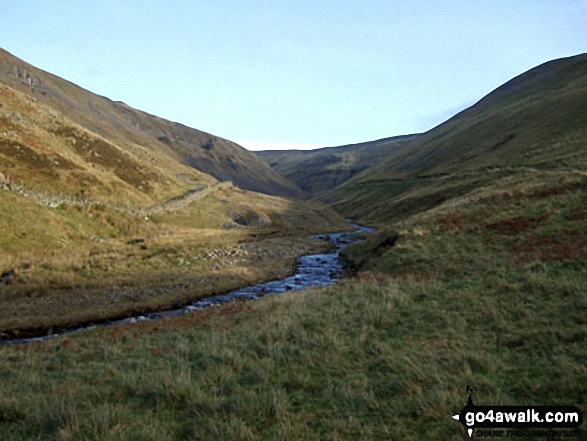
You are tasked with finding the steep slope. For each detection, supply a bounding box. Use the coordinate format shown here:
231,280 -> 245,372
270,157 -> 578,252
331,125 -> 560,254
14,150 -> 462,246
0,82 -> 205,205
0,49 -> 348,334
0,48 -> 304,199
324,53 -> 587,225
333,56 -> 587,437
255,135 -> 418,195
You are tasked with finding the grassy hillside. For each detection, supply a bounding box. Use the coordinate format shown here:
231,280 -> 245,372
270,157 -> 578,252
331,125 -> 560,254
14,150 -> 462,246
0,170 -> 585,439
256,135 -> 417,195
0,48 -> 304,200
0,49 -> 348,336
0,53 -> 586,440
0,178 -> 347,336
324,53 -> 587,225
0,82 -> 204,206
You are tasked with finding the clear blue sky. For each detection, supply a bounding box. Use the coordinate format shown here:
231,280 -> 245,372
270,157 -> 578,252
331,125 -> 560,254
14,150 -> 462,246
1,0 -> 586,150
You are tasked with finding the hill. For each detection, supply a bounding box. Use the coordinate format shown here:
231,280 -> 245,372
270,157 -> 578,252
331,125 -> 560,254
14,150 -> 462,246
330,53 -> 587,437
0,48 -> 304,200
255,135 -> 417,195
0,49 -> 347,335
2,166 -> 585,439
324,53 -> 587,225
0,53 -> 586,440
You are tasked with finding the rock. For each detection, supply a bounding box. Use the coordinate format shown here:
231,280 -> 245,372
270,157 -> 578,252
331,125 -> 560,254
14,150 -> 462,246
1,269 -> 16,284
229,209 -> 270,227
157,136 -> 172,145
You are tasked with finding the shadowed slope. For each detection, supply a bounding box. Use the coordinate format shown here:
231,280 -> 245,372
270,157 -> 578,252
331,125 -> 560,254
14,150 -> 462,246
256,135 -> 418,195
324,53 -> 587,225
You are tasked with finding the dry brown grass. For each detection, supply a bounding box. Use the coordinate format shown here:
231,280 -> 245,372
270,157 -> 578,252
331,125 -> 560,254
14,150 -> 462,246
0,82 -> 209,205
0,176 -> 347,335
0,230 -> 332,334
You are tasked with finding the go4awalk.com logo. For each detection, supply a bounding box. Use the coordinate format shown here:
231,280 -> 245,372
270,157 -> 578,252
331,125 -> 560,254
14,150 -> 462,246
452,387 -> 584,438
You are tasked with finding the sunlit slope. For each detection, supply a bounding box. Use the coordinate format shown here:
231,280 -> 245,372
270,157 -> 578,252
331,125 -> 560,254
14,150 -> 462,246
0,82 -> 208,205
0,47 -> 348,329
0,181 -> 348,332
256,135 -> 417,195
324,53 -> 587,225
0,48 -> 304,199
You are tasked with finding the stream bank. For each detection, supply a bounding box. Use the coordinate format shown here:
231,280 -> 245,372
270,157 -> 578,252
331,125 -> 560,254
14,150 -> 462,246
0,222 -> 373,346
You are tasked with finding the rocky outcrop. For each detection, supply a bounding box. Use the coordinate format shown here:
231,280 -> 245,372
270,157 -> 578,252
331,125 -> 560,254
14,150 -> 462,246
1,269 -> 16,285
228,208 -> 271,227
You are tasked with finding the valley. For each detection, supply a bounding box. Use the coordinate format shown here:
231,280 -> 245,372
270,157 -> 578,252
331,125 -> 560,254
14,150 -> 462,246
0,49 -> 349,338
0,49 -> 586,440
2,223 -> 373,345
255,134 -> 418,195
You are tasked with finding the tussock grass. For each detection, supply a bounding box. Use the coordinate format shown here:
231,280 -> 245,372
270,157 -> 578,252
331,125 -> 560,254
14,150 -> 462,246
1,51 -> 586,440
0,169 -> 585,437
0,165 -> 584,439
0,267 -> 584,439
0,180 -> 347,333
343,173 -> 587,278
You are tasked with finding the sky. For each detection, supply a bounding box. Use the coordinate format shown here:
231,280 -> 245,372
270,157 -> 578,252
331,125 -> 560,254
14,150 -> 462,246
1,1 -> 586,151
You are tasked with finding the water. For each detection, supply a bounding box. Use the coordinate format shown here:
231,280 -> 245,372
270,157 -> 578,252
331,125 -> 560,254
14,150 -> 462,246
0,222 -> 373,346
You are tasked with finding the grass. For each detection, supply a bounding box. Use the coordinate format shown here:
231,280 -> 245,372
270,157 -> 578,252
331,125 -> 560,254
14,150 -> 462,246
0,180 -> 347,334
0,270 -> 584,439
0,82 -> 199,206
342,172 -> 587,277
0,48 -> 305,200
1,50 -> 586,440
324,53 -> 587,226
0,230 -> 330,334
256,135 -> 417,195
0,63 -> 344,334
0,161 -> 585,440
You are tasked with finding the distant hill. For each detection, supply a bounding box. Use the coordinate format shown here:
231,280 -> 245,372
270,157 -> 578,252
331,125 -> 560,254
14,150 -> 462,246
323,53 -> 587,225
256,135 -> 418,195
0,48 -> 304,200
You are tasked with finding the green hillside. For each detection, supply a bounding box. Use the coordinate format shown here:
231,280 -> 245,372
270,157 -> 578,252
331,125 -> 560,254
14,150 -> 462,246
256,135 -> 417,195
1,51 -> 586,441
324,53 -> 587,225
331,54 -> 587,438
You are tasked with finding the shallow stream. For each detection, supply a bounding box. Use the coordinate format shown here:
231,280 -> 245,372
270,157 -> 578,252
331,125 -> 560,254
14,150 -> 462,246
0,222 -> 372,346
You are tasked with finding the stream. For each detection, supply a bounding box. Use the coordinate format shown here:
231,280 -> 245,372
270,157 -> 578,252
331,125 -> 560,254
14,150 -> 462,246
0,222 -> 373,346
